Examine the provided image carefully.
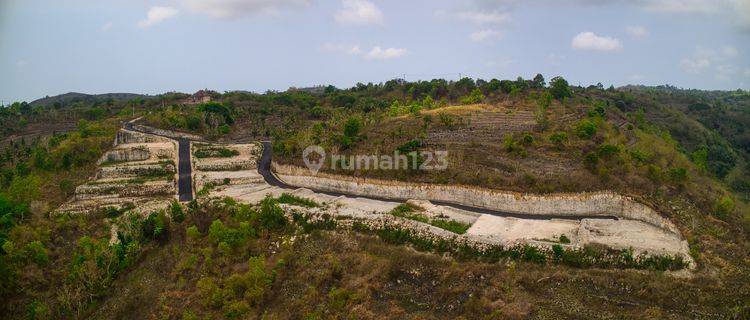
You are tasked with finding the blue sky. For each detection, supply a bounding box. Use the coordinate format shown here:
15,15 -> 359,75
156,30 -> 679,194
1,0 -> 749,103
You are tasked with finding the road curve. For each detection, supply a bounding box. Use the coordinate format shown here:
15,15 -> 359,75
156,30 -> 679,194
122,121 -> 617,219
258,141 -> 617,221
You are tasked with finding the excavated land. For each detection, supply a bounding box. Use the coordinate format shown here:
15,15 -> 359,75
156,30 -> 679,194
263,163 -> 693,267
55,124 -> 693,269
192,142 -> 263,194
55,129 -> 178,215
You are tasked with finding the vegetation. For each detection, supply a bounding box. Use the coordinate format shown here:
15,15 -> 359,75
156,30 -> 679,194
388,204 -> 472,234
1,77 -> 750,318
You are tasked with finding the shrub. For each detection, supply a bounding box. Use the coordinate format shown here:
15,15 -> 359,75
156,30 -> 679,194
186,225 -> 201,239
521,133 -> 534,146
388,204 -> 428,223
258,196 -> 287,230
170,201 -> 185,223
460,88 -> 485,105
667,167 -> 688,184
583,152 -> 599,171
142,211 -> 169,242
549,132 -> 568,149
713,196 -> 735,219
218,124 -> 231,135
597,144 -> 620,159
276,193 -> 319,208
574,119 -> 597,139
429,219 -> 471,234
559,234 -> 571,244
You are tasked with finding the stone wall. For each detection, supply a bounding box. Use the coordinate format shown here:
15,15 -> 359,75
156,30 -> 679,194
98,147 -> 151,164
272,163 -> 682,235
115,129 -> 172,145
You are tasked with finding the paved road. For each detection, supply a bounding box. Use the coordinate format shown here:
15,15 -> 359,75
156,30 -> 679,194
257,142 -> 617,221
177,138 -> 193,201
122,122 -> 617,219
124,121 -> 194,202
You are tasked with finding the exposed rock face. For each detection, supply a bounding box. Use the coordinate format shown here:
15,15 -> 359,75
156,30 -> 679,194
115,129 -> 172,144
74,181 -> 175,199
192,143 -> 261,194
271,163 -> 682,235
99,147 -> 151,164
97,163 -> 175,179
55,129 -> 179,216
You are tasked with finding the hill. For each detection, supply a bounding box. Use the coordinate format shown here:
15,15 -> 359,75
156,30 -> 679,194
0,77 -> 748,318
29,92 -> 149,107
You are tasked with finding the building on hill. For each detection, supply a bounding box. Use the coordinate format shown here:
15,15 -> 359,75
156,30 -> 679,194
183,90 -> 215,105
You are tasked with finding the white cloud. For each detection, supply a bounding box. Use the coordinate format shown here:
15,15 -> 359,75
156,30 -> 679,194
469,29 -> 503,42
745,68 -> 750,77
320,43 -> 362,55
365,46 -> 407,60
334,0 -> 383,26
679,45 -> 742,77
138,6 -> 178,28
457,10 -> 510,24
181,0 -> 309,19
571,32 -> 623,51
16,60 -> 28,68
100,22 -> 113,32
626,25 -> 648,38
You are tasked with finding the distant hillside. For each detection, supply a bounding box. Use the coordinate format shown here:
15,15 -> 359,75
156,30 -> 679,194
29,92 -> 149,107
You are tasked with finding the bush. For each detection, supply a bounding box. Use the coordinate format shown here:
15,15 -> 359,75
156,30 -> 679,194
584,152 -> 599,171
142,211 -> 170,242
597,144 -> 620,159
549,132 -> 568,149
667,167 -> 688,184
460,88 -> 485,105
258,196 -> 287,230
186,225 -> 201,239
429,219 -> 471,234
276,193 -> 319,208
574,119 -> 597,139
521,133 -> 534,145
171,202 -> 185,223
713,196 -> 735,219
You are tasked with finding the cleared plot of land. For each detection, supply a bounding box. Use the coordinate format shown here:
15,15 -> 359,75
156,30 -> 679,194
56,129 -> 178,215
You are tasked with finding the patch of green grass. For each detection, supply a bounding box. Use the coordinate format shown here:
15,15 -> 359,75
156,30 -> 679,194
388,204 -> 471,234
429,219 -> 471,234
194,147 -> 239,158
276,193 -> 320,208
388,204 -> 429,223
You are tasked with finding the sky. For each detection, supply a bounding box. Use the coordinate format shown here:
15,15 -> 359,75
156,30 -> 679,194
1,0 -> 749,103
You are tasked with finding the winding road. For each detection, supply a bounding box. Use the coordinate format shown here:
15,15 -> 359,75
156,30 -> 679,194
123,121 -> 616,220
257,142 -> 617,221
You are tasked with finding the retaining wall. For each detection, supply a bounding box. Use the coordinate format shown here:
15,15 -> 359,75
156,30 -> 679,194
272,163 -> 682,235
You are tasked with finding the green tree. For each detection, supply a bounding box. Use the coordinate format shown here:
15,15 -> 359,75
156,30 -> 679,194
549,76 -> 572,100
460,88 -> 485,105
532,73 -> 546,88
